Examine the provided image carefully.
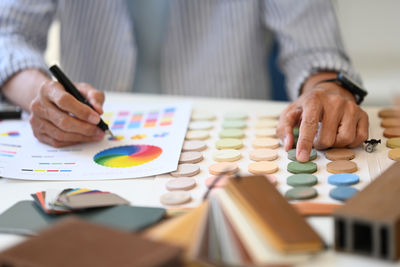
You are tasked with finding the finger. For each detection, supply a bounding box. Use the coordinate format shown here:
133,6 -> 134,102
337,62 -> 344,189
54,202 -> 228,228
314,100 -> 344,150
277,106 -> 302,151
43,82 -> 101,124
32,98 -> 104,137
75,83 -> 105,114
334,102 -> 358,147
296,99 -> 322,162
348,111 -> 369,148
34,132 -> 78,148
30,116 -> 104,143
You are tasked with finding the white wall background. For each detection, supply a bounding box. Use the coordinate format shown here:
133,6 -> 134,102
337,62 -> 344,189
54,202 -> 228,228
45,0 -> 400,106
336,0 -> 400,106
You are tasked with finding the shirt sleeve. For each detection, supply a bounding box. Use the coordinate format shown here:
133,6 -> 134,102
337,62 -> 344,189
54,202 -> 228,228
262,0 -> 362,100
0,0 -> 57,89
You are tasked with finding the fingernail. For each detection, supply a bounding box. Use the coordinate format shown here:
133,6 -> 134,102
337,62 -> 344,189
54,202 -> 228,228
89,114 -> 100,124
298,149 -> 309,162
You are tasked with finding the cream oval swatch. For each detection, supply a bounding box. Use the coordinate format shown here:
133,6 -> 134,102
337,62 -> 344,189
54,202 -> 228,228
179,151 -> 203,164
248,161 -> 279,175
166,178 -> 196,191
182,140 -> 207,152
185,130 -> 210,140
160,191 -> 191,205
209,162 -> 239,175
254,119 -> 279,129
191,112 -> 216,121
213,149 -> 241,162
252,138 -> 280,149
254,128 -> 276,138
188,121 -> 213,130
249,148 -> 278,161
170,164 -> 200,177
388,148 -> 400,161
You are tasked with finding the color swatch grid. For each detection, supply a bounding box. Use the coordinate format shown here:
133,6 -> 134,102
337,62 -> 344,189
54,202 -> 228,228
105,107 -> 177,131
160,107 -> 175,126
0,131 -> 20,137
0,143 -> 20,158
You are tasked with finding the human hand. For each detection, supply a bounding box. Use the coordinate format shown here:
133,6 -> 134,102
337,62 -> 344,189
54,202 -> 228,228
29,80 -> 106,147
277,73 -> 369,162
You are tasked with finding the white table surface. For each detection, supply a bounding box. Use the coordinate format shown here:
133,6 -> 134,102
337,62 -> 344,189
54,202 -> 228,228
0,92 -> 398,266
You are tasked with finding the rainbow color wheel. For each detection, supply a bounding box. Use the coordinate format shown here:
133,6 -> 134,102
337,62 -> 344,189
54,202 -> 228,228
93,145 -> 162,168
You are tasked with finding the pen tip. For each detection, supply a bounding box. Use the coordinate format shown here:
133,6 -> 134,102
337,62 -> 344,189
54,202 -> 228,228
106,130 -> 115,138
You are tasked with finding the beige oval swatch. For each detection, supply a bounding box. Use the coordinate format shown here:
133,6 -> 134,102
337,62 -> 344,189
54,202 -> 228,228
252,138 -> 280,149
166,178 -> 196,191
327,160 -> 358,174
213,149 -> 241,162
248,161 -> 279,175
249,148 -> 278,161
170,164 -> 200,177
325,148 -> 355,161
182,140 -> 207,152
179,151 -> 203,164
209,162 -> 239,175
160,191 -> 191,205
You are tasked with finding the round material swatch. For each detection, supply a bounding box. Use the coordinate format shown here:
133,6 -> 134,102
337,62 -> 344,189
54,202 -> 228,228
252,138 -> 280,149
166,178 -> 196,191
254,119 -> 279,129
249,148 -> 278,161
389,148 -> 400,161
325,148 -> 355,161
160,191 -> 191,205
179,151 -> 203,164
326,160 -> 358,174
191,112 -> 216,121
287,161 -> 317,174
254,128 -> 276,138
387,138 -> 400,149
170,164 -> 200,177
258,114 -> 280,120
182,140 -> 207,152
285,187 -> 318,200
224,112 -> 248,121
293,127 -> 300,137
248,161 -> 279,175
219,129 -> 245,139
328,173 -> 359,186
216,138 -> 243,150
188,121 -> 213,130
185,130 -> 209,140
213,149 -> 241,162
288,148 -> 317,161
378,108 -> 400,118
381,118 -> 400,128
287,174 -> 318,187
329,187 -> 358,202
222,120 -> 247,129
384,128 -> 400,138
205,175 -> 230,188
209,162 -> 239,175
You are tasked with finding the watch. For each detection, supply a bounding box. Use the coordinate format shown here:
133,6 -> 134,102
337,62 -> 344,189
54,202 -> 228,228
316,72 -> 368,105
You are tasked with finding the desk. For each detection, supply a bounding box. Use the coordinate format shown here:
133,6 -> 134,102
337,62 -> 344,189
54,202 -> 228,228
0,93 -> 397,267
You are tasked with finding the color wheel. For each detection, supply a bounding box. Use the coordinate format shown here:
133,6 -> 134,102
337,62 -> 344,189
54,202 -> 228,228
93,145 -> 162,168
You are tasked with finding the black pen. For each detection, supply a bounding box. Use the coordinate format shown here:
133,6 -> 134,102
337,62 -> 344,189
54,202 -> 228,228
49,65 -> 114,138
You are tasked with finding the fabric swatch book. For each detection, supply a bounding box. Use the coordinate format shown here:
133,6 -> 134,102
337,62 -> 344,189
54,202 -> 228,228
146,175 -> 324,266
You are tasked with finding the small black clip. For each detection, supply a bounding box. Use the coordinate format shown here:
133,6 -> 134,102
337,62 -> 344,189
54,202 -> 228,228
364,139 -> 381,153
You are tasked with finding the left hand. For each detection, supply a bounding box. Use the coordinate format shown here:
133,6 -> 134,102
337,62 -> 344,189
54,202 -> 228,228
276,72 -> 369,162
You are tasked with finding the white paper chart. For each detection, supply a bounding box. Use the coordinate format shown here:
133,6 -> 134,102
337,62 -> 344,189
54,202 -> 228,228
2,102 -> 192,180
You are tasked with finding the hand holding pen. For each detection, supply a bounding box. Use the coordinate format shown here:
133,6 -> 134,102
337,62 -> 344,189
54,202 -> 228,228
28,65 -> 111,147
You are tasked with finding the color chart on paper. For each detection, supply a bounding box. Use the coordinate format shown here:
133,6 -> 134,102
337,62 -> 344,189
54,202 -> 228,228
3,102 -> 192,180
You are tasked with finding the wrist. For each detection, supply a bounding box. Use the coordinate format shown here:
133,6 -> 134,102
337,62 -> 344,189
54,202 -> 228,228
301,72 -> 357,103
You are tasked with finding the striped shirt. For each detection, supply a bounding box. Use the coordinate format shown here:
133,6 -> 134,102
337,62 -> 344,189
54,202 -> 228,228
0,0 -> 360,100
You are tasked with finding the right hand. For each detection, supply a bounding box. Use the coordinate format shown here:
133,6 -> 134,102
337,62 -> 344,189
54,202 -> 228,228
29,80 -> 106,147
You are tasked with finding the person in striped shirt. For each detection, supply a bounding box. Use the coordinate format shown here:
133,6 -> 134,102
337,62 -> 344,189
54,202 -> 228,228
0,0 -> 368,162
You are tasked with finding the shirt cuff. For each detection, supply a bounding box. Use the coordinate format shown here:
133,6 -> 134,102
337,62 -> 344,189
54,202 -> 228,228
0,38 -> 49,89
281,51 -> 363,101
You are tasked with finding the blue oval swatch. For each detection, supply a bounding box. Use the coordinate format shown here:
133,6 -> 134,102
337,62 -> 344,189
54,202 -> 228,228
328,173 -> 359,186
330,186 -> 359,201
